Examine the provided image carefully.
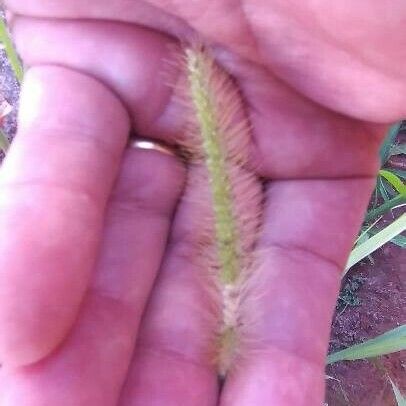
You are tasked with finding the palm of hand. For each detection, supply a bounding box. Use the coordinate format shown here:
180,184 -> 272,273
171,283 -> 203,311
0,1 -> 404,405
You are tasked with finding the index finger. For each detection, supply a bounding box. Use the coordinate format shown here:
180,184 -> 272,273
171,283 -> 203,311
0,66 -> 130,366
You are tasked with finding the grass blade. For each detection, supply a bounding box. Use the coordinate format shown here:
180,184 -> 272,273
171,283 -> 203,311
0,129 -> 9,153
380,122 -> 402,164
377,176 -> 394,201
353,217 -> 381,246
367,226 -> 406,248
0,18 -> 23,82
389,234 -> 406,248
327,325 -> 406,364
365,195 -> 406,223
391,170 -> 406,180
389,378 -> 406,406
345,214 -> 406,272
379,170 -> 406,195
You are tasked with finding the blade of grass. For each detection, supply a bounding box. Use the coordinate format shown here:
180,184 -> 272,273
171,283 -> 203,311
354,217 -> 382,246
380,122 -> 402,164
391,170 -> 406,180
327,325 -> 406,364
0,18 -> 23,82
367,226 -> 406,248
389,234 -> 406,248
345,214 -> 406,272
377,177 -> 393,201
0,129 -> 9,153
365,195 -> 406,223
389,378 -> 406,406
379,170 -> 406,195
367,225 -> 406,249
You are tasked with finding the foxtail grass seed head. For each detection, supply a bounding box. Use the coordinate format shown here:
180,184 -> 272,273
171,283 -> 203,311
181,47 -> 264,376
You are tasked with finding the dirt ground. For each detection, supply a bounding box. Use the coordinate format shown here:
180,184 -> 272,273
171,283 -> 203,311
326,241 -> 405,406
0,45 -> 405,405
326,123 -> 405,406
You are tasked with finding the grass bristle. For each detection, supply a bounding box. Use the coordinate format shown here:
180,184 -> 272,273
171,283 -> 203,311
180,46 -> 263,376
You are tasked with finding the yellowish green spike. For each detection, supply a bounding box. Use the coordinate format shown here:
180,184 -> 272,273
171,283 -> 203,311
186,49 -> 240,285
0,19 -> 23,83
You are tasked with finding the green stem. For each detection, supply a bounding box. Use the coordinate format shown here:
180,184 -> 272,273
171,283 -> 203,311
0,18 -> 23,83
345,214 -> 406,272
186,49 -> 240,284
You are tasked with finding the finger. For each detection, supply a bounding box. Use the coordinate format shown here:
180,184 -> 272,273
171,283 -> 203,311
0,147 -> 185,405
220,177 -> 376,405
4,0 -> 189,37
12,16 -> 387,180
12,17 -> 184,141
6,1 -> 406,123
119,254 -> 219,406
213,51 -> 385,178
0,66 -> 130,366
119,166 -> 219,406
240,1 -> 406,123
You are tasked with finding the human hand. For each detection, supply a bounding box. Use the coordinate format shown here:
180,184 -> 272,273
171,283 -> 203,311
0,1 -> 404,405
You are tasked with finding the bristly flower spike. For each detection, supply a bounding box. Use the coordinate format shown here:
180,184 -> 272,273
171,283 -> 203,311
180,46 -> 264,377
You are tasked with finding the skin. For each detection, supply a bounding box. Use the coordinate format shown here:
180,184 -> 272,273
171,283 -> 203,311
0,1 -> 405,404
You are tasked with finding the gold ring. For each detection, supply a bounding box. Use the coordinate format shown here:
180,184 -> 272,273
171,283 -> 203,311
130,138 -> 176,156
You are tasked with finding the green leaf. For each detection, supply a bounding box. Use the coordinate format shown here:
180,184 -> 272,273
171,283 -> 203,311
327,325 -> 406,364
379,170 -> 406,195
390,234 -> 406,248
354,218 -> 381,247
389,378 -> 406,406
391,170 -> 406,180
367,226 -> 406,248
346,214 -> 406,272
377,177 -> 394,201
365,195 -> 406,223
0,129 -> 9,153
380,123 -> 402,164
354,230 -> 370,246
0,18 -> 23,82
